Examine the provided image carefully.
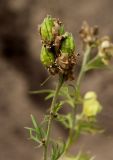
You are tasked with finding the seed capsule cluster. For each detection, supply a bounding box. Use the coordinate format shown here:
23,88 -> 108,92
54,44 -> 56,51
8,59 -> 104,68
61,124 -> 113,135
39,15 -> 77,80
79,21 -> 98,45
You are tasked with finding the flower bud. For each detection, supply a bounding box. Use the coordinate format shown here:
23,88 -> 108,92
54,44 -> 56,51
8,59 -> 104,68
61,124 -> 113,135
60,32 -> 75,56
84,91 -> 97,99
83,91 -> 102,117
79,21 -> 98,44
40,15 -> 54,43
98,37 -> 113,65
40,46 -> 54,67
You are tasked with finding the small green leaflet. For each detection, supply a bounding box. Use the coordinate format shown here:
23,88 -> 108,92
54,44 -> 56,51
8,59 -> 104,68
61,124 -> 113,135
50,142 -> 65,160
25,115 -> 46,146
84,56 -> 107,71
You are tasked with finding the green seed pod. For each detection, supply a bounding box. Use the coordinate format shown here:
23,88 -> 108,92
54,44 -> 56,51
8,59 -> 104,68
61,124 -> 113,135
40,15 -> 54,43
61,32 -> 75,56
40,46 -> 54,67
40,16 -> 65,45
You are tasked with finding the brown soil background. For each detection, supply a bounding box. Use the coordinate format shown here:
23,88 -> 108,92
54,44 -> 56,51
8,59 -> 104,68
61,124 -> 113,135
0,0 -> 113,160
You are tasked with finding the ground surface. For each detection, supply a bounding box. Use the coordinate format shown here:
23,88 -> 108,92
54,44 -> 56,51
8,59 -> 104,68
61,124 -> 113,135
0,0 -> 113,160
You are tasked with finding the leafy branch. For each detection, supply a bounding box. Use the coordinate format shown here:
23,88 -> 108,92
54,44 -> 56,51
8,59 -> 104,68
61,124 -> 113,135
25,16 -> 113,160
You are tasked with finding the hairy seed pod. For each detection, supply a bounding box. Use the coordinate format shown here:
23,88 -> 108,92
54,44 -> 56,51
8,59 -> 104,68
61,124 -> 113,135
40,46 -> 54,67
61,32 -> 75,56
40,16 -> 65,45
40,15 -> 54,44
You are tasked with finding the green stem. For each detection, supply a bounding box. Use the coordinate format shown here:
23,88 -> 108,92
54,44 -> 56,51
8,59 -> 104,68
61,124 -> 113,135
43,74 -> 64,160
77,45 -> 91,86
65,44 -> 91,151
65,106 -> 77,151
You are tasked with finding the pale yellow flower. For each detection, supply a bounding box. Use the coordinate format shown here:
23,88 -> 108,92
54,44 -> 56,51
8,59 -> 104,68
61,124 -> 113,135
83,91 -> 102,117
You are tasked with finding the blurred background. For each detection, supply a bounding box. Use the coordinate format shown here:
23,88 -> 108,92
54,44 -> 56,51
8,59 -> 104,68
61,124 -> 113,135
0,0 -> 113,160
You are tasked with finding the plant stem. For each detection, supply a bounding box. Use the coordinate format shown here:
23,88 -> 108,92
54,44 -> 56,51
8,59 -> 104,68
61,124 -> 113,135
65,44 -> 91,151
65,105 -> 77,151
43,74 -> 64,160
77,44 -> 91,86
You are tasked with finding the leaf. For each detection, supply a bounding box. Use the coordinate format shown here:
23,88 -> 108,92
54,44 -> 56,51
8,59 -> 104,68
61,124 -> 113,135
75,115 -> 104,138
63,152 -> 95,160
31,114 -> 38,129
45,91 -> 55,100
25,115 -> 46,145
65,99 -> 75,108
75,152 -> 95,160
59,85 -> 72,98
85,56 -> 107,71
41,115 -> 49,125
29,89 -> 54,94
40,75 -> 51,86
59,85 -> 82,108
51,142 -> 65,160
29,88 -> 55,100
25,127 -> 41,143
29,129 -> 41,143
53,102 -> 63,113
56,114 -> 73,129
59,85 -> 76,108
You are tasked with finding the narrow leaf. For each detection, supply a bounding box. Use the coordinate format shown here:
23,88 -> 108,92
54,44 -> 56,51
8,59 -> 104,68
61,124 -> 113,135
85,56 -> 107,71
31,114 -> 38,129
29,89 -> 54,94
